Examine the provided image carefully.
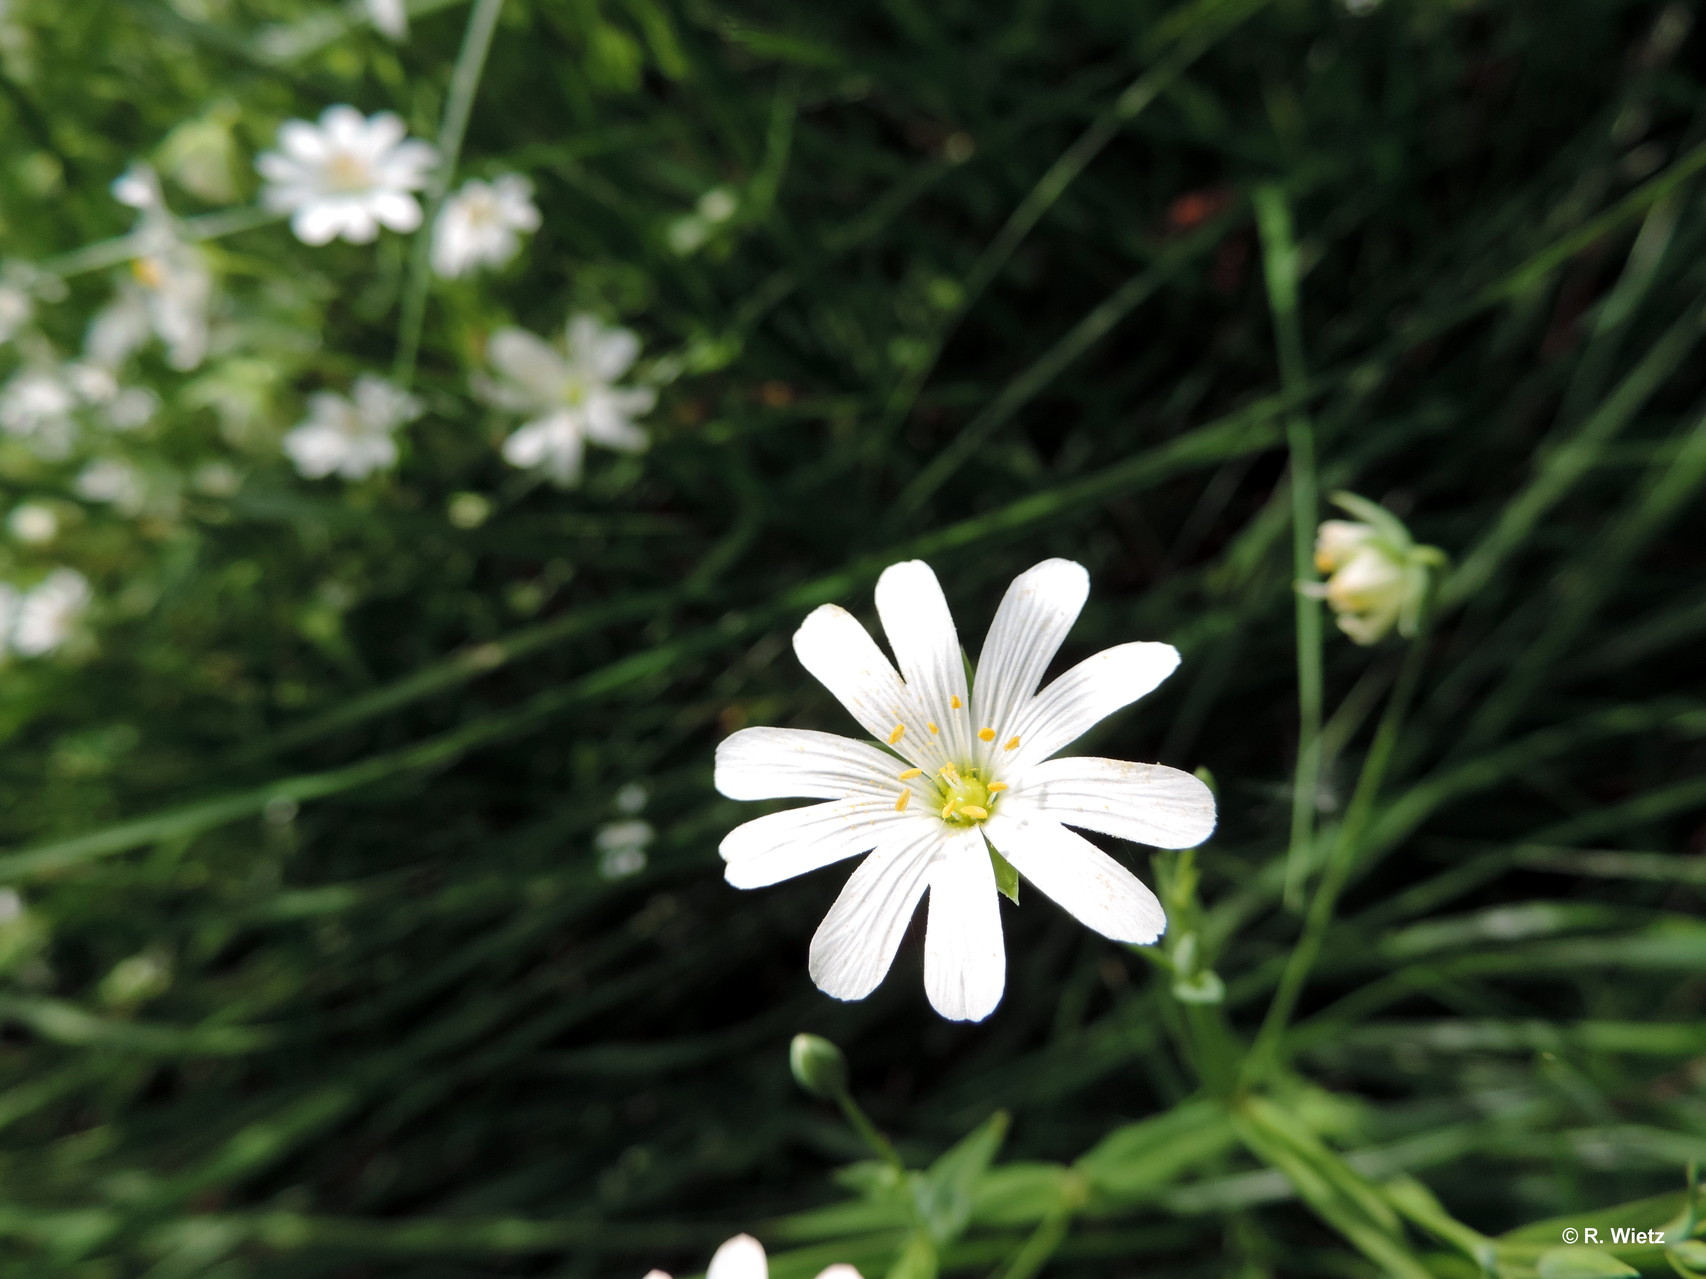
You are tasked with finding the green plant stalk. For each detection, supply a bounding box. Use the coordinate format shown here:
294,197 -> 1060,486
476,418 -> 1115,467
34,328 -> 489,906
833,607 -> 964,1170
1248,629 -> 1433,1077
393,0 -> 506,387
1254,185 -> 1323,914
836,1094 -> 907,1175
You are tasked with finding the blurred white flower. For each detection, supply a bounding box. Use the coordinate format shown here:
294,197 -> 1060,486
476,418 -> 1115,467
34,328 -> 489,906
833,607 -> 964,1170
480,315 -> 655,487
1303,492 -> 1446,645
614,781 -> 649,815
8,503 -> 58,544
0,284 -> 31,345
0,366 -> 79,457
98,164 -> 214,372
715,559 -> 1216,1023
595,819 -> 653,880
257,106 -> 437,246
666,186 -> 740,256
644,1233 -> 860,1279
12,568 -> 90,657
365,0 -> 408,40
431,175 -> 541,278
75,458 -> 146,514
0,888 -> 21,924
64,360 -> 157,432
283,375 -> 421,480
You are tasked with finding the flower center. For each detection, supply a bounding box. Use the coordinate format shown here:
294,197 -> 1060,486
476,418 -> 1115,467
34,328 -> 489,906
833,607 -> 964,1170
324,151 -> 373,192
893,760 -> 1009,826
561,374 -> 588,407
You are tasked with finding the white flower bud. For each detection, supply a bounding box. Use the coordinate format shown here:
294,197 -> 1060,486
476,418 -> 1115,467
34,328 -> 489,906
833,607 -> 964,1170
1305,493 -> 1445,645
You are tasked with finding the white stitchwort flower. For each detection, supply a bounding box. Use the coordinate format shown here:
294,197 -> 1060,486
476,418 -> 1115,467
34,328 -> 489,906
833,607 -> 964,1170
480,315 -> 654,486
257,106 -> 437,246
11,568 -> 91,657
1302,491 -> 1445,645
0,365 -> 79,456
431,175 -> 540,278
7,503 -> 57,545
74,458 -> 147,514
0,283 -> 31,346
644,1233 -> 860,1279
283,376 -> 421,480
365,0 -> 408,40
595,819 -> 653,881
103,163 -> 214,371
714,559 -> 1216,1022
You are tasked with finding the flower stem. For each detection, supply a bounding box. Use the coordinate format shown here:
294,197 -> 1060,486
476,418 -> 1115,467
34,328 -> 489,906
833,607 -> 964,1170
835,1093 -> 907,1175
1246,629 -> 1433,1080
392,0 -> 506,388
1254,185 -> 1323,915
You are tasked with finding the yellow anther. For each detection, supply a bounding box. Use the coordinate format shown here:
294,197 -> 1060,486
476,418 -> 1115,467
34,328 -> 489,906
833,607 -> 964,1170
1004,736 -> 1021,751
938,763 -> 959,780
894,789 -> 911,812
927,722 -> 939,734
940,797 -> 959,820
959,804 -> 988,820
986,782 -> 1008,793
977,727 -> 996,742
887,724 -> 906,745
898,768 -> 922,780
950,695 -> 962,709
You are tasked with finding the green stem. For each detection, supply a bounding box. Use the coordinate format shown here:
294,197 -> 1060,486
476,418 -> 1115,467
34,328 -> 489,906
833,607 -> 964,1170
835,1093 -> 906,1174
1247,629 -> 1432,1079
1253,185 -> 1323,914
392,0 -> 506,388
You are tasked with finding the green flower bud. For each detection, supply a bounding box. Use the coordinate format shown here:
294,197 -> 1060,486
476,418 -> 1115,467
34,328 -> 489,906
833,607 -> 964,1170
789,1033 -> 849,1100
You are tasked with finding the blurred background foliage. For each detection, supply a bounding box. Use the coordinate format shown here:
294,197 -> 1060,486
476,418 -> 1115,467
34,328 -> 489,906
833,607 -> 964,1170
0,0 -> 1704,1275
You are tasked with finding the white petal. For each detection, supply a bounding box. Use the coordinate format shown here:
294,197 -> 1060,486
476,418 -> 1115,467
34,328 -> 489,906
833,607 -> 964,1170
1011,756 -> 1215,849
715,727 -> 899,800
808,824 -> 942,1002
721,799 -> 910,889
642,1272 -> 671,1279
368,190 -> 423,233
970,560 -> 1088,762
792,604 -> 933,764
277,120 -> 328,164
487,328 -> 567,402
291,202 -> 347,246
814,1269 -> 864,1279
923,831 -> 1005,1021
590,325 -> 640,380
1006,641 -> 1179,768
583,391 -> 650,450
874,560 -> 972,762
707,1234 -> 767,1279
985,812 -> 1165,943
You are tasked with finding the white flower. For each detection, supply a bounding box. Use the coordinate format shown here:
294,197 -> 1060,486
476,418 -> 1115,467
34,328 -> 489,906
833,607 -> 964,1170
595,819 -> 653,880
431,175 -> 541,278
64,360 -> 158,431
7,503 -> 57,545
714,559 -> 1216,1023
283,375 -> 421,480
480,315 -> 654,486
365,0 -> 408,40
644,1233 -> 860,1279
12,568 -> 90,657
0,366 -> 79,456
100,164 -> 214,372
0,284 -> 31,345
257,106 -> 437,246
1303,492 -> 1445,645
75,458 -> 146,514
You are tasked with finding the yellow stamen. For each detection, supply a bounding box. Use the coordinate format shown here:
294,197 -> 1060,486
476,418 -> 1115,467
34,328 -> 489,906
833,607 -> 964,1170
977,727 -> 996,742
887,724 -> 905,745
950,695 -> 962,709
987,782 -> 1008,793
1004,736 -> 1021,751
940,797 -> 959,820
959,804 -> 988,820
938,763 -> 959,780
898,767 -> 922,780
894,790 -> 911,812
927,722 -> 939,734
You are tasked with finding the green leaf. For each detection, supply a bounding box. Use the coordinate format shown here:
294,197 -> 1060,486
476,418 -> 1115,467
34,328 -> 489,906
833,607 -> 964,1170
884,1229 -> 937,1279
1669,1239 -> 1706,1268
989,847 -> 1020,904
913,1111 -> 1008,1245
1536,1247 -> 1640,1278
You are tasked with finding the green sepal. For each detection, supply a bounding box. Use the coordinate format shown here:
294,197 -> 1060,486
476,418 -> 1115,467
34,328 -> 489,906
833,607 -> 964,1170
989,846 -> 1020,904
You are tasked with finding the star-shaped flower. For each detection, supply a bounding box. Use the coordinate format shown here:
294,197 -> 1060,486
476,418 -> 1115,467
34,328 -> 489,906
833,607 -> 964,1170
431,175 -> 541,278
715,559 -> 1215,1022
644,1233 -> 859,1279
478,315 -> 654,486
282,375 -> 421,480
257,106 -> 437,246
